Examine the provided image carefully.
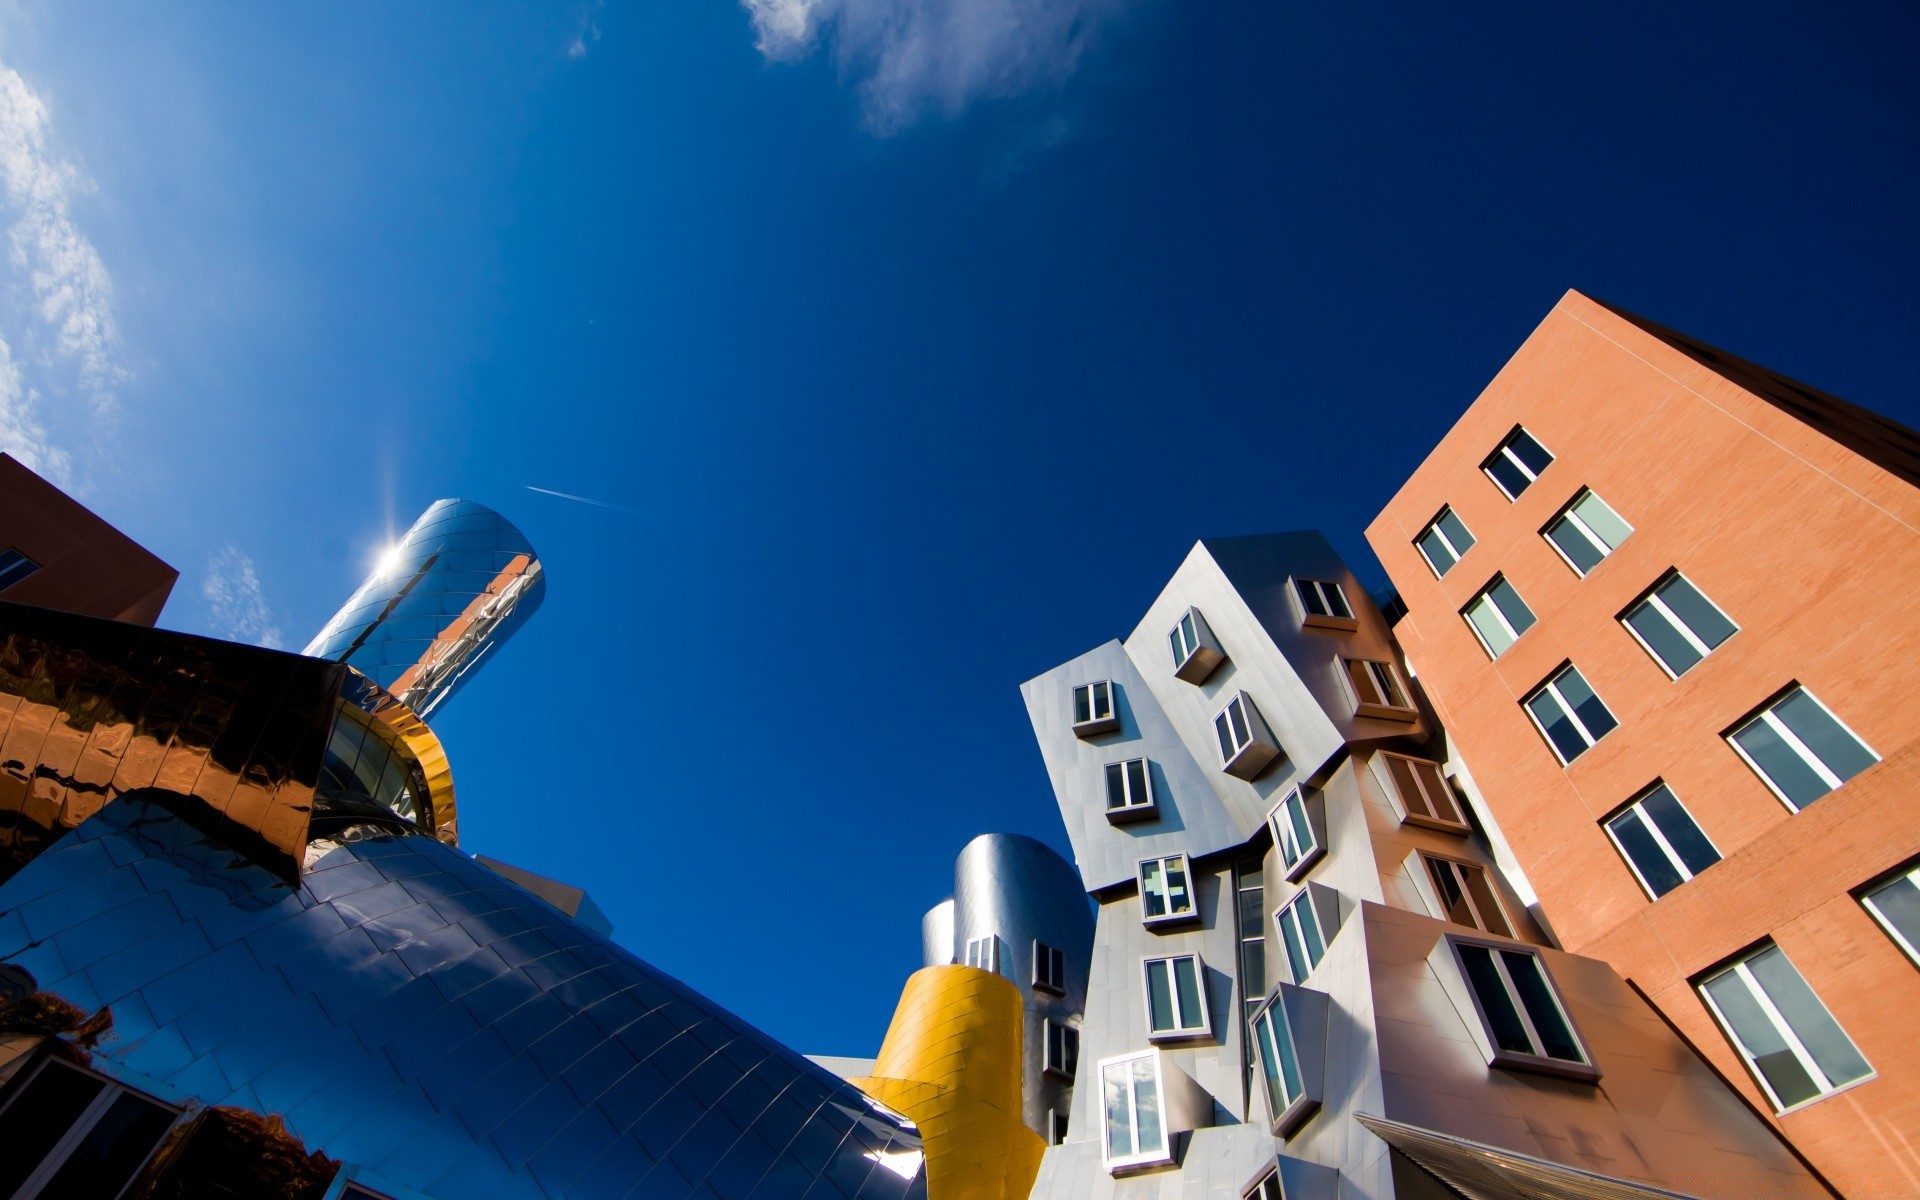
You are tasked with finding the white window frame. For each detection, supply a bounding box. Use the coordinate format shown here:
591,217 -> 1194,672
1542,489 -> 1631,577
1072,680 -> 1117,733
1247,990 -> 1316,1135
1861,863 -> 1920,966
1523,664 -> 1615,764
1048,1107 -> 1070,1146
1448,938 -> 1595,1076
1416,852 -> 1513,937
1244,1167 -> 1284,1200
1415,508 -> 1475,578
964,934 -> 1001,975
1603,783 -> 1721,900
1698,945 -> 1874,1112
1620,573 -> 1738,679
1481,427 -> 1554,500
1726,686 -> 1879,813
1139,853 -> 1197,927
1142,953 -> 1212,1041
1033,940 -> 1068,994
1169,610 -> 1202,671
1044,1018 -> 1080,1078
1272,890 -> 1329,985
1291,577 -> 1355,629
1267,786 -> 1324,881
0,1057 -> 180,1200
1461,575 -> 1534,659
1098,1050 -> 1172,1171
1104,758 -> 1156,816
1216,693 -> 1258,761
1375,751 -> 1470,832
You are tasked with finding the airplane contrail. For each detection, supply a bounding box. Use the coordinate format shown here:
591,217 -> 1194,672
524,485 -> 633,512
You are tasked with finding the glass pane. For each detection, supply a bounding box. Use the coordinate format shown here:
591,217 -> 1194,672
1170,626 -> 1187,667
1459,945 -> 1533,1055
36,1091 -> 176,1200
1106,763 -> 1126,809
1486,452 -> 1531,498
1626,601 -> 1702,675
1325,582 -> 1352,619
1437,510 -> 1476,557
1370,662 -> 1408,707
1572,492 -> 1631,549
1640,786 -> 1721,877
1414,761 -> 1459,823
1426,858 -> 1470,924
1417,528 -> 1457,576
1608,808 -> 1685,897
1747,946 -> 1872,1091
1657,575 -> 1736,650
1489,578 -> 1536,636
1173,957 -> 1203,1029
0,1063 -> 107,1199
1864,875 -> 1920,959
1295,578 -> 1327,617
1466,596 -> 1515,657
1775,690 -> 1877,787
1237,885 -> 1265,939
1131,1060 -> 1163,1154
1141,861 -> 1166,918
1277,910 -> 1309,984
1501,951 -> 1581,1062
1092,681 -> 1111,718
1510,429 -> 1554,474
1103,1063 -> 1132,1157
1347,659 -> 1381,706
1295,898 -> 1324,968
1242,938 -> 1265,999
1229,700 -> 1251,746
1386,756 -> 1432,820
1556,667 -> 1617,742
1733,716 -> 1830,809
1074,686 -> 1092,725
1464,867 -> 1512,937
1704,967 -> 1820,1109
1286,795 -> 1314,857
1126,759 -> 1149,805
1547,517 -> 1605,574
1216,713 -> 1236,760
1146,960 -> 1174,1032
1165,860 -> 1191,914
1527,689 -> 1590,762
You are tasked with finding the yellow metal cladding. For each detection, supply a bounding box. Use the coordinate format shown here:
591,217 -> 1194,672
853,965 -> 1046,1200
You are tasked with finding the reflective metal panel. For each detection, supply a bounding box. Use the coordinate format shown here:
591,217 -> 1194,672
304,502 -> 546,721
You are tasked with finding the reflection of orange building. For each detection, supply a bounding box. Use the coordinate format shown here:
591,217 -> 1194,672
0,453 -> 176,624
1369,291 -> 1920,1196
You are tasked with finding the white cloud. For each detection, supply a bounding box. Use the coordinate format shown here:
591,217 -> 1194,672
201,546 -> 285,650
0,329 -> 66,482
742,0 -> 1124,134
567,1 -> 605,60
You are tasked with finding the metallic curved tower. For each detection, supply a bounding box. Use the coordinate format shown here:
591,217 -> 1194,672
304,500 -> 546,720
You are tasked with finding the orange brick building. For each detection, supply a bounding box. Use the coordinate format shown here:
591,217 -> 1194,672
1368,291 -> 1920,1197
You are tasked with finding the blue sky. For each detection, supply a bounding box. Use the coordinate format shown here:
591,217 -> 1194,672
0,2 -> 1915,1057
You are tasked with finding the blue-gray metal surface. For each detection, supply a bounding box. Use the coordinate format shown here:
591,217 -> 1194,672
0,796 -> 925,1200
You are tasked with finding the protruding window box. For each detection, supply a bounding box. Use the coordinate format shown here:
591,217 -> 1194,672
1142,953 -> 1213,1043
1248,983 -> 1329,1137
1289,577 -> 1358,632
1072,680 -> 1120,738
1139,853 -> 1200,930
1097,1049 -> 1214,1176
1104,758 -> 1158,825
1374,751 -> 1471,834
1341,657 -> 1419,723
1268,786 -> 1326,882
1431,935 -> 1599,1083
1168,607 -> 1226,684
1215,692 -> 1283,781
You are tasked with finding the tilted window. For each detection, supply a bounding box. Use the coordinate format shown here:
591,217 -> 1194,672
1072,680 -> 1119,736
1292,577 -> 1355,629
1453,942 -> 1592,1073
1044,1019 -> 1081,1078
1463,575 -> 1536,658
1861,863 -> 1920,967
1727,686 -> 1877,812
1343,657 -> 1417,721
1143,954 -> 1211,1040
1543,489 -> 1631,576
1104,758 -> 1157,822
1524,664 -> 1617,763
1416,508 -> 1476,578
1245,1168 -> 1285,1200
1418,854 -> 1512,937
0,548 -> 40,592
1604,783 -> 1721,899
0,1058 -> 179,1200
1483,427 -> 1554,500
1139,854 -> 1197,927
1034,940 -> 1068,994
1249,994 -> 1308,1132
1273,889 -> 1331,985
1168,607 -> 1226,683
1099,1051 -> 1170,1171
1267,786 -> 1324,880
1622,572 -> 1737,678
1698,943 -> 1872,1111
1214,692 -> 1283,779
1377,752 -> 1470,832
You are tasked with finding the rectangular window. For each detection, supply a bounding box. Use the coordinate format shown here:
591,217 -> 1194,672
1245,1169 -> 1284,1200
1034,941 -> 1068,994
1099,1051 -> 1169,1170
1249,994 -> 1307,1129
0,1058 -> 178,1200
1049,1108 -> 1070,1146
0,548 -> 40,592
1861,864 -> 1920,966
1421,855 -> 1512,937
1168,606 -> 1225,683
1698,943 -> 1872,1111
1483,427 -> 1555,500
1214,692 -> 1282,778
1170,610 -> 1200,668
1272,891 -> 1328,985
1622,573 -> 1737,677
1462,575 -> 1536,658
1236,861 -> 1266,1026
1104,758 -> 1156,818
1604,783 -> 1721,899
1544,490 -> 1631,576
1292,577 -> 1355,628
1344,658 -> 1415,720
1524,664 -> 1618,763
1140,854 -> 1196,926
1378,752 -> 1470,831
964,935 -> 1001,974
1416,508 -> 1476,578
1143,954 -> 1211,1040
1727,686 -> 1877,812
1045,1020 -> 1080,1078
1455,943 -> 1589,1068
1072,680 -> 1118,735
1267,787 -> 1323,880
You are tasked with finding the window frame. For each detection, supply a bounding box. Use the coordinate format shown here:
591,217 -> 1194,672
1168,606 -> 1225,683
1290,577 -> 1357,631
1446,936 -> 1597,1080
1139,853 -> 1198,928
964,934 -> 1001,975
1341,657 -> 1418,722
1141,953 -> 1213,1042
1246,989 -> 1318,1136
1697,942 -> 1875,1113
1522,663 -> 1617,765
1414,852 -> 1513,937
1858,860 -> 1920,967
1103,757 -> 1158,823
1602,782 -> 1722,900
1619,571 -> 1738,679
1415,507 -> 1476,579
1375,751 -> 1470,833
1461,574 -> 1536,659
1542,489 -> 1632,577
0,547 -> 41,592
0,1056 -> 181,1200
1481,427 -> 1555,501
1071,679 -> 1120,737
1044,1018 -> 1081,1079
1243,1166 -> 1285,1200
1097,1050 -> 1173,1172
1725,685 -> 1879,814
1214,692 -> 1282,780
1272,888 -> 1331,985
1266,786 -> 1325,882
1033,940 -> 1068,994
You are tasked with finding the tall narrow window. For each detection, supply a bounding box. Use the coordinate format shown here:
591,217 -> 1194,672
1524,664 -> 1617,763
1045,1020 -> 1080,1078
1104,758 -> 1156,820
1698,944 -> 1872,1111
1622,573 -> 1737,677
1140,855 -> 1196,926
1072,680 -> 1119,736
1236,861 -> 1266,1025
1727,686 -> 1877,811
965,935 -> 1001,974
1249,995 -> 1308,1131
1343,658 -> 1416,720
1604,784 -> 1721,899
1168,607 -> 1225,682
1034,941 -> 1068,994
0,548 -> 39,592
1099,1052 -> 1170,1171
1273,891 -> 1328,985
1378,752 -> 1470,831
1861,864 -> 1920,966
1483,428 -> 1555,500
1420,855 -> 1512,937
1267,787 -> 1324,880
1454,942 -> 1590,1070
1462,576 -> 1536,658
0,1058 -> 178,1200
1143,954 -> 1211,1039
1292,578 -> 1355,629
1214,693 -> 1282,779
1416,508 -> 1476,578
1049,1109 -> 1070,1146
1544,490 -> 1631,576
